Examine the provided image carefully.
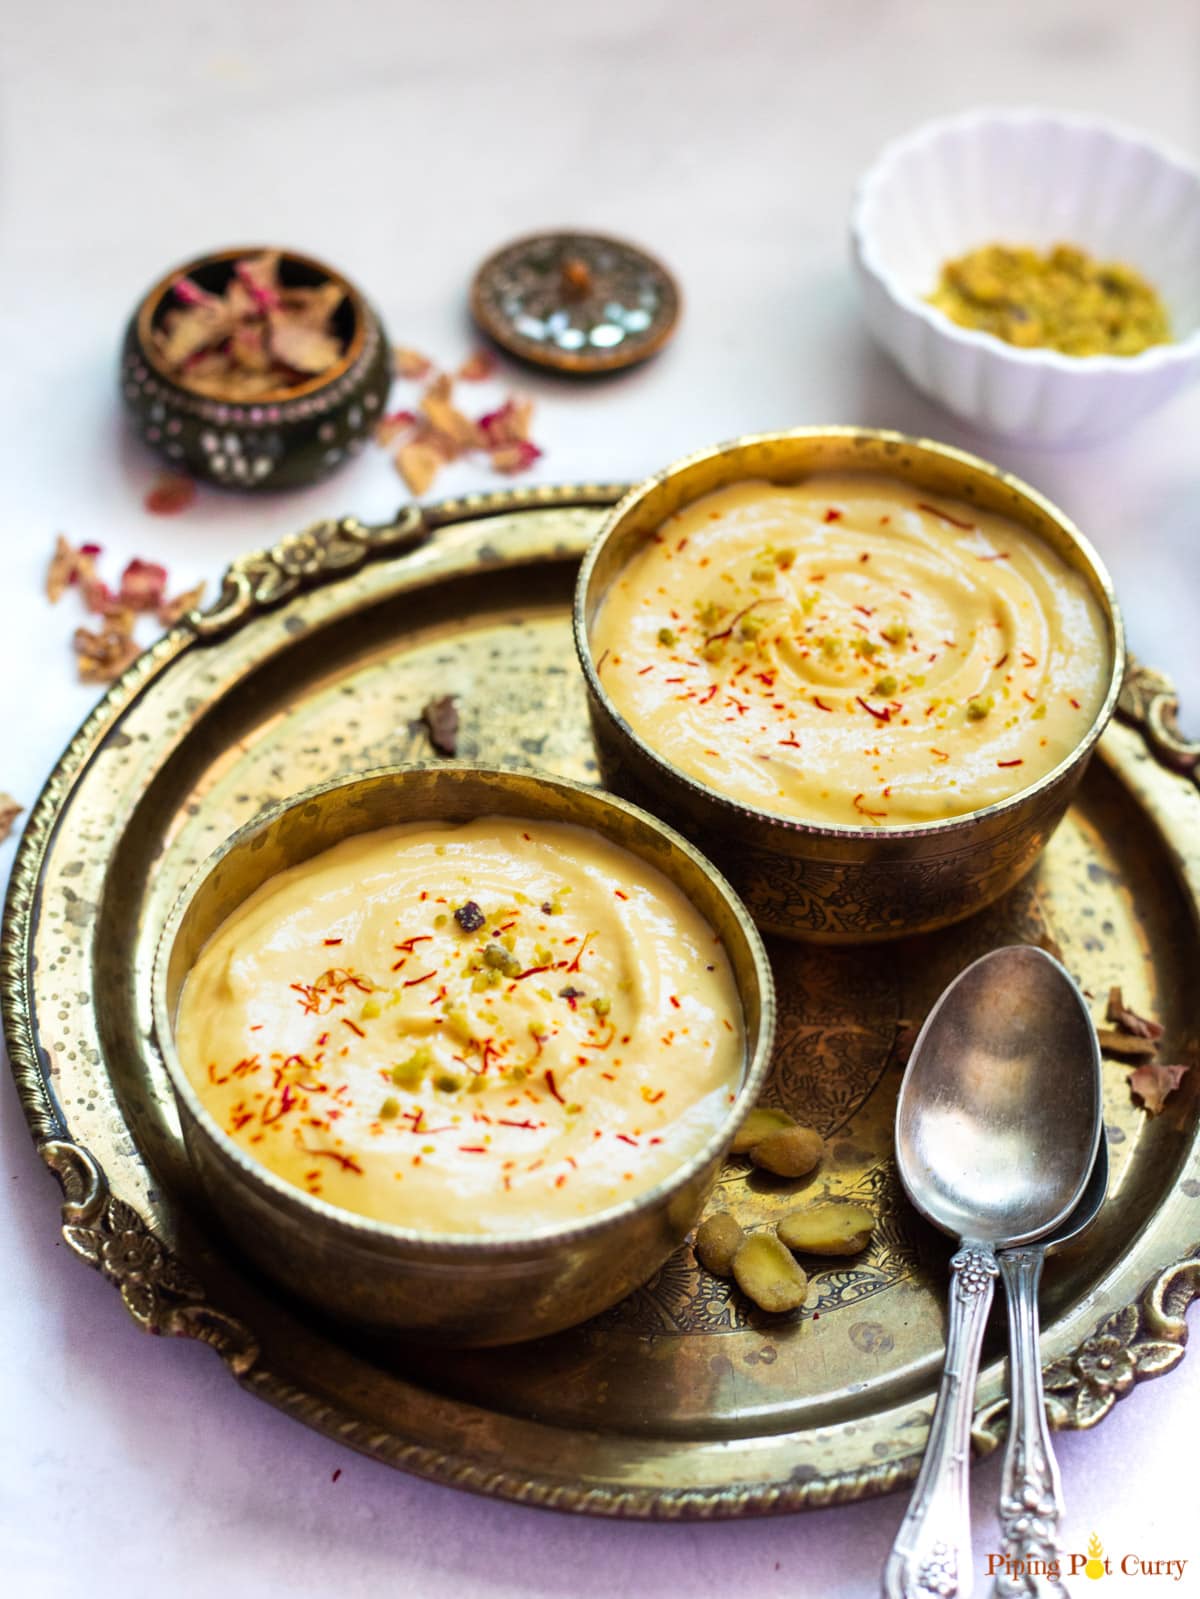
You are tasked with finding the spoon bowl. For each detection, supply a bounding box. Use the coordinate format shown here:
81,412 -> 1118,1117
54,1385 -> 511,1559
885,945 -> 1103,1598
896,945 -> 1102,1247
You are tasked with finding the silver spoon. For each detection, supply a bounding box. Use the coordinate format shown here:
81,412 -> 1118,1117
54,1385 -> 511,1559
883,946 -> 1102,1599
991,1134 -> 1109,1598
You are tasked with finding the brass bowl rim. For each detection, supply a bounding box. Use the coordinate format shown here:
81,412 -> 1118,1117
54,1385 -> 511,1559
573,425 -> 1127,842
151,761 -> 776,1259
134,243 -> 369,405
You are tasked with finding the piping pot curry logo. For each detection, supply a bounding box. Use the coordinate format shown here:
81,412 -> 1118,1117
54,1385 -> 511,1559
986,1533 -> 1189,1585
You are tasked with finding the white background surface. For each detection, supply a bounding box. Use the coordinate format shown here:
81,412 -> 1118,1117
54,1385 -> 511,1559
2,2 -> 1198,1594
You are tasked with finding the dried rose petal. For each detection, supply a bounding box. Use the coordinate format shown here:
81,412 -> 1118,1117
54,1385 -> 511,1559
234,250 -> 283,311
375,410 -> 417,446
395,439 -> 442,496
48,534 -> 115,605
144,475 -> 197,516
457,350 -> 497,382
158,581 -> 206,627
1130,1062 -> 1189,1115
154,301 -> 234,368
1097,1027 -> 1159,1060
47,535 -> 80,603
478,396 -> 534,446
1106,985 -> 1164,1041
118,557 -> 169,612
158,253 -> 344,399
268,313 -> 343,375
0,793 -> 22,844
230,321 -> 272,373
74,611 -> 140,684
421,390 -> 483,451
284,282 -> 344,328
172,275 -> 219,309
490,439 -> 543,475
421,695 -> 459,756
394,346 -> 433,380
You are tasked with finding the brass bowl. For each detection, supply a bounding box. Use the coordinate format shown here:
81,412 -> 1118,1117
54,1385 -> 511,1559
120,245 -> 392,492
152,764 -> 775,1345
574,427 -> 1126,943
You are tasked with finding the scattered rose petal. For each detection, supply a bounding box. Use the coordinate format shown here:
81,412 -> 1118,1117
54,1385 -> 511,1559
421,695 -> 459,756
421,394 -> 482,452
0,793 -> 22,844
117,558 -> 169,613
395,439 -> 442,496
1130,1062 -> 1189,1115
47,535 -> 81,603
375,410 -> 417,445
394,346 -> 433,380
1106,985 -> 1163,1041
144,474 -> 197,517
1097,1027 -> 1159,1060
479,397 -> 534,446
74,612 -> 139,683
457,350 -> 497,382
490,439 -> 543,474
157,581 -> 206,627
382,355 -> 543,490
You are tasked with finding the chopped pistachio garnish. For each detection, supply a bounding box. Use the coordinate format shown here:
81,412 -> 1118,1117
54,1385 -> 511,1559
591,995 -> 612,1016
695,599 -> 725,628
851,637 -> 879,659
508,1064 -> 529,1081
466,1075 -> 487,1094
799,591 -> 818,615
566,1102 -> 583,1116
881,620 -> 909,645
434,1071 -> 463,1093
739,614 -> 767,641
361,997 -> 381,1019
391,1045 -> 433,1088
967,694 -> 995,721
873,674 -> 898,697
483,942 -> 521,976
657,626 -> 677,647
820,635 -> 842,659
379,1096 -> 400,1119
774,549 -> 796,570
750,565 -> 774,584
702,639 -> 726,664
434,913 -> 447,928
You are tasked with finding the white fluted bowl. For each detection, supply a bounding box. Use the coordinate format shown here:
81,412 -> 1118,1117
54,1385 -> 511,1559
851,110 -> 1200,445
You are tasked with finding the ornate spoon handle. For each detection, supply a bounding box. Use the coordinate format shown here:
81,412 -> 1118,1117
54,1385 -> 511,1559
884,1244 -> 998,1599
991,1249 -> 1068,1599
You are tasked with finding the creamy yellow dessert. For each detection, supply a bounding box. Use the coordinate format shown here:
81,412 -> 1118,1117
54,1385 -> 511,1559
175,818 -> 743,1233
592,475 -> 1109,826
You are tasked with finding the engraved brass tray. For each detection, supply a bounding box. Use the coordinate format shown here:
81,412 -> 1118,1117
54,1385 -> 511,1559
5,486 -> 1200,1518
